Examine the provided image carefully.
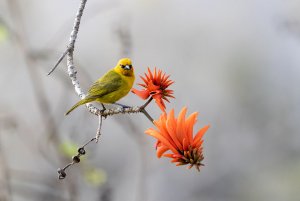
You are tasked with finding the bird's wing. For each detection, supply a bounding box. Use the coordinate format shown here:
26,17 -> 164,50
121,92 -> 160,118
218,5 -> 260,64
87,70 -> 123,98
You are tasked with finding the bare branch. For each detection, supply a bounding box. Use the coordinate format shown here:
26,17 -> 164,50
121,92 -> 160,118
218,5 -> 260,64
64,0 -> 102,114
55,0 -> 155,179
48,0 -> 88,75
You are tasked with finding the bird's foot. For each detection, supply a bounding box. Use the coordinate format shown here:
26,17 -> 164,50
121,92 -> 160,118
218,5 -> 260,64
99,103 -> 107,118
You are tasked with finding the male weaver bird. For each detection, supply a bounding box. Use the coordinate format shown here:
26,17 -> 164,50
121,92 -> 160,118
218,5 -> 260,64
65,58 -> 135,115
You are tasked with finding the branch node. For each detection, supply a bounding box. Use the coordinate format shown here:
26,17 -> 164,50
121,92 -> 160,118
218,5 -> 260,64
57,168 -> 67,180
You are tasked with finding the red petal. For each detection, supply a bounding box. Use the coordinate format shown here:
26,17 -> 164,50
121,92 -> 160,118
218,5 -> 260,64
166,109 -> 183,150
148,68 -> 153,80
185,112 -> 198,145
155,141 -> 161,149
183,138 -> 189,151
154,117 -> 178,149
138,83 -> 147,88
163,153 -> 175,158
145,129 -> 179,154
153,94 -> 166,112
192,125 -> 210,147
157,146 -> 169,158
131,88 -> 150,100
140,75 -> 148,85
176,107 -> 187,143
194,139 -> 203,148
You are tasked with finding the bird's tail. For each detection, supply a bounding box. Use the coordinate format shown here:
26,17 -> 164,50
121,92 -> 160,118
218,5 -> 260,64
65,98 -> 92,115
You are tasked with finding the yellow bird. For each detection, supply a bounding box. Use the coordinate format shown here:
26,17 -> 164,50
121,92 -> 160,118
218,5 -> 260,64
65,58 -> 135,115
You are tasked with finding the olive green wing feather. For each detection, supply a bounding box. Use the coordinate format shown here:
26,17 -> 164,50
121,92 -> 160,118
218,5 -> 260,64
87,70 -> 123,98
65,71 -> 123,115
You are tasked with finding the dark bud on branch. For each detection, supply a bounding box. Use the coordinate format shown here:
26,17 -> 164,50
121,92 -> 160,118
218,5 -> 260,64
72,155 -> 80,163
57,168 -> 66,179
78,147 -> 86,155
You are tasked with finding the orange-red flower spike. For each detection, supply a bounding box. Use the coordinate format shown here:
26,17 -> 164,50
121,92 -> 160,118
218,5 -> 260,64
145,107 -> 210,171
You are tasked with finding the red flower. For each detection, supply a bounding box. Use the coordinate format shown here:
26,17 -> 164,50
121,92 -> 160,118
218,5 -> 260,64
145,107 -> 209,171
132,68 -> 174,112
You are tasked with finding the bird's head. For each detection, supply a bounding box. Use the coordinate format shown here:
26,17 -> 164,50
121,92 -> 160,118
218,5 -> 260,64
115,58 -> 134,77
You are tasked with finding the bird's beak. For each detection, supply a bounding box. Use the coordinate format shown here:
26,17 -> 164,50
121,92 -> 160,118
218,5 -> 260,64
124,65 -> 131,70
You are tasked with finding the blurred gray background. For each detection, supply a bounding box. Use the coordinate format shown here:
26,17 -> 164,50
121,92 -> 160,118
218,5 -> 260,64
0,0 -> 300,201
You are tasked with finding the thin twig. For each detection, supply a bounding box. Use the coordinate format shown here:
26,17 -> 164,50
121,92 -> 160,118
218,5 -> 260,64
47,0 -> 88,75
140,97 -> 153,110
57,137 -> 95,179
96,115 -> 103,142
47,46 -> 71,75
81,137 -> 96,148
140,109 -> 154,124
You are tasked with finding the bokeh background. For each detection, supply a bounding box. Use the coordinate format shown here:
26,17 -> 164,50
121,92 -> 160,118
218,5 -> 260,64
1,0 -> 300,200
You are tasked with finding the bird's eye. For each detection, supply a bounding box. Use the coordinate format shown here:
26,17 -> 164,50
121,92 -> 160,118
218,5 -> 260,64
128,65 -> 132,68
120,65 -> 125,68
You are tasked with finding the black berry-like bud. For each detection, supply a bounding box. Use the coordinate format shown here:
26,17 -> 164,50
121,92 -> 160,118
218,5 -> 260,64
78,147 -> 86,155
72,155 -> 80,163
